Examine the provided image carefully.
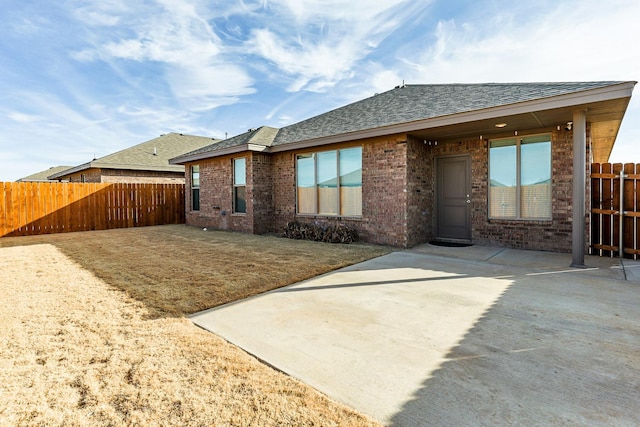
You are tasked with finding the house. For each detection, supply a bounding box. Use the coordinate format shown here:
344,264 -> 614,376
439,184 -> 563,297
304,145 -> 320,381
170,82 -> 636,264
48,133 -> 220,184
16,166 -> 72,182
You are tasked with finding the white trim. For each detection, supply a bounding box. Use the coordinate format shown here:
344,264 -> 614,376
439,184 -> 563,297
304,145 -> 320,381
232,157 -> 247,214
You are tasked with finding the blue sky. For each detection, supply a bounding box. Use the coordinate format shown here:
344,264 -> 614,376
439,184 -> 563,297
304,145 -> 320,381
1,0 -> 638,182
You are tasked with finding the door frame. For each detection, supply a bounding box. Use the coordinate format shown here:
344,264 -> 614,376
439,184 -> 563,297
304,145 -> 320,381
435,154 -> 472,242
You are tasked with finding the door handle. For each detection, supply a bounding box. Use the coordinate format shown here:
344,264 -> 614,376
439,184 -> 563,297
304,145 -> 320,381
466,199 -> 471,204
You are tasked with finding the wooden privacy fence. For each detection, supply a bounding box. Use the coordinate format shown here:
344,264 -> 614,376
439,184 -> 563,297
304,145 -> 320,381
590,163 -> 640,259
0,182 -> 185,237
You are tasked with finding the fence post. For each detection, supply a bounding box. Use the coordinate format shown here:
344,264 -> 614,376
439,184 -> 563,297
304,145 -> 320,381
619,170 -> 625,259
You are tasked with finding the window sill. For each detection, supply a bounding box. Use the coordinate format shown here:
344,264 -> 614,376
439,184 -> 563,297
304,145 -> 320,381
296,214 -> 364,221
489,217 -> 552,223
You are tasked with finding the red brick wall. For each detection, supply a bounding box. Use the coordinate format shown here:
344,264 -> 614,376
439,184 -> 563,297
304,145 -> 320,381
474,130 -> 575,251
272,151 -> 296,231
406,138 -> 434,246
184,127 -> 588,252
248,153 -> 273,234
417,129 -> 579,252
271,135 -> 410,246
185,156 -> 251,232
360,137 -> 408,246
67,169 -> 102,183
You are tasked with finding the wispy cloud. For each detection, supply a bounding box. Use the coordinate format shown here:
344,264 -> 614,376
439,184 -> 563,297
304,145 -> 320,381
6,112 -> 41,123
69,0 -> 133,26
244,0 -> 431,92
398,0 -> 640,83
71,0 -> 255,110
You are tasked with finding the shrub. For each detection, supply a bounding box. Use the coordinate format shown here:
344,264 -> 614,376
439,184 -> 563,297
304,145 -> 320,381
282,221 -> 358,244
322,224 -> 359,244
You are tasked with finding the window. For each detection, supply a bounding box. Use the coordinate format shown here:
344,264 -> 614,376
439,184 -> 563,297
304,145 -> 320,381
233,158 -> 246,214
317,151 -> 338,215
191,165 -> 200,211
296,147 -> 362,216
80,174 -> 86,183
489,134 -> 551,219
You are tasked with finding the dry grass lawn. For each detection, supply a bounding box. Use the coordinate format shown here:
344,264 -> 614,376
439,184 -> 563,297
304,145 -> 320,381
0,225 -> 390,426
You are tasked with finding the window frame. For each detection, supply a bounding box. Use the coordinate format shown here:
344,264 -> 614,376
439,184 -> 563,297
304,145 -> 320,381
191,165 -> 200,212
488,133 -> 552,221
295,146 -> 362,217
233,157 -> 247,214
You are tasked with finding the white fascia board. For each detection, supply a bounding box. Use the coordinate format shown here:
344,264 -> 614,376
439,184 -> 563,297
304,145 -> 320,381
247,143 -> 269,152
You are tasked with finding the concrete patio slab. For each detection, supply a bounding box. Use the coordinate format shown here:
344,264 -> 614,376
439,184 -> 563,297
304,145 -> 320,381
191,246 -> 640,426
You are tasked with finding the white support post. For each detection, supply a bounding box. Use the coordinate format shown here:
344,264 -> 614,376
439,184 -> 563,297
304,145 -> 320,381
571,110 -> 586,268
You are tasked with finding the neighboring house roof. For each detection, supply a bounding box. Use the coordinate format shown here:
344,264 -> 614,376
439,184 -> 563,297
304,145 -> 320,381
170,126 -> 279,164
49,133 -> 221,180
170,81 -> 635,164
16,166 -> 73,182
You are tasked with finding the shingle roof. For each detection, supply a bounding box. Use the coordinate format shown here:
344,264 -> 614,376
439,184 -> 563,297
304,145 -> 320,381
182,126 -> 278,157
272,82 -> 625,145
170,126 -> 279,163
169,81 -> 633,164
16,166 -> 73,182
49,133 -> 220,179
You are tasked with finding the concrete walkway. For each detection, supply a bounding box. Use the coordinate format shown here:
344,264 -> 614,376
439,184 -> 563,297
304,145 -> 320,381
191,245 -> 640,426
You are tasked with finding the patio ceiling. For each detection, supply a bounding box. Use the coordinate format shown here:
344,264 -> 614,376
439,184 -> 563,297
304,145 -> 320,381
410,96 -> 632,163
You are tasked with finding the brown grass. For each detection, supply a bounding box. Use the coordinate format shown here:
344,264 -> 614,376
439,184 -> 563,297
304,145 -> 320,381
0,225 -> 390,426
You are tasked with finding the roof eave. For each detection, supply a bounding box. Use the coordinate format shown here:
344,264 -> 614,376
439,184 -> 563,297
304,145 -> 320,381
93,164 -> 185,172
170,143 -> 269,164
48,163 -> 185,178
47,162 -> 92,179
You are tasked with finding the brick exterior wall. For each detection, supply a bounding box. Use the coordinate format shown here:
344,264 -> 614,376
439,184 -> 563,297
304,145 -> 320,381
360,136 -> 409,246
185,155 -> 250,232
249,153 -> 274,234
474,130 -> 575,252
184,127 -> 589,252
185,153 -> 273,234
407,128 -> 582,252
66,169 -> 102,183
270,136 -> 410,247
66,168 -> 184,183
272,151 -> 296,231
406,138 -> 433,246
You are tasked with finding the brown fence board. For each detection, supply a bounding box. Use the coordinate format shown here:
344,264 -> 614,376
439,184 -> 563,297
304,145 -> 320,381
0,183 -> 8,236
591,163 -> 640,259
0,182 -> 185,237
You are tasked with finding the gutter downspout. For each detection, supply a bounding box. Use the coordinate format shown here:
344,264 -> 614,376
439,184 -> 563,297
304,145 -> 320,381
571,109 -> 587,268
